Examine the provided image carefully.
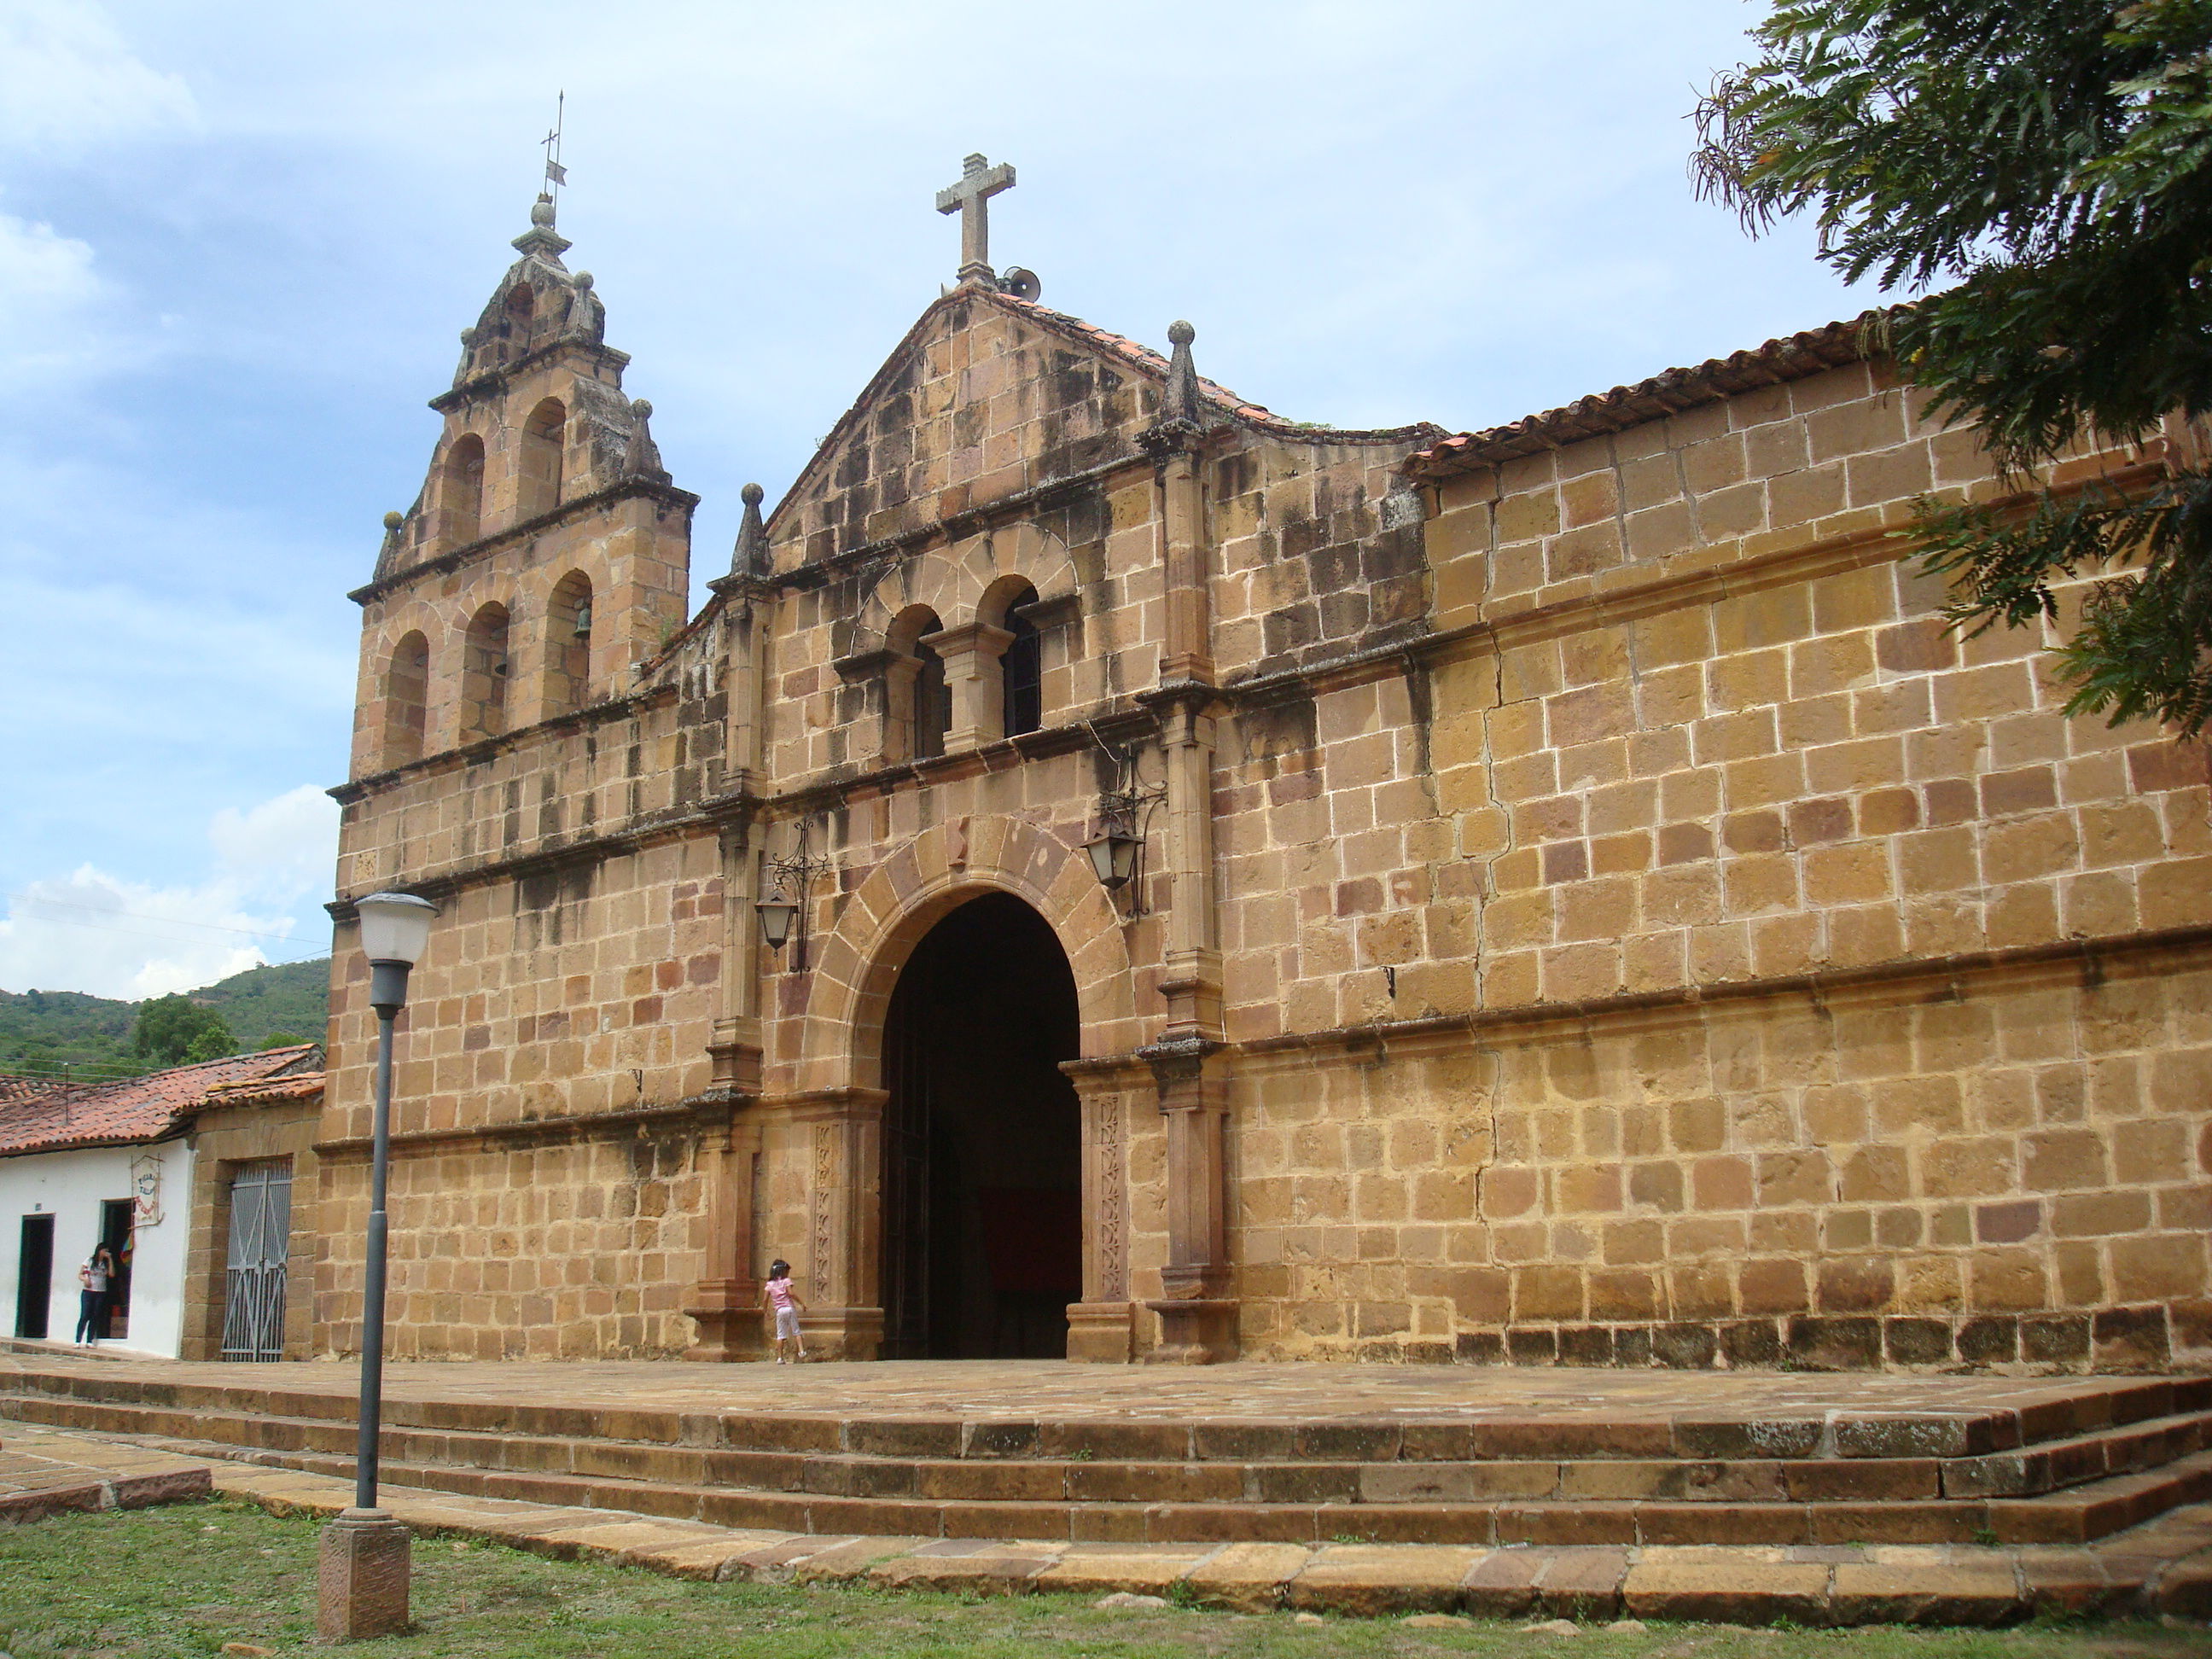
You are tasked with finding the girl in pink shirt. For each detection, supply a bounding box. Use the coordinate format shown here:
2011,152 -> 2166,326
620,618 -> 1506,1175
761,1260 -> 806,1363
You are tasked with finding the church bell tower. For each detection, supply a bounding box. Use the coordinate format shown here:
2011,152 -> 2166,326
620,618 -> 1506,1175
346,190 -> 696,779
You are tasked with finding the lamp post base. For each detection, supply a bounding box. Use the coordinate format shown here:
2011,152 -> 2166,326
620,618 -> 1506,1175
317,1508 -> 410,1641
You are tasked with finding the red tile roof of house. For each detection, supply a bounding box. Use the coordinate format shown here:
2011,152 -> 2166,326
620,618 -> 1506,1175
0,1045 -> 323,1157
1401,317 -> 1873,480
0,1076 -> 70,1107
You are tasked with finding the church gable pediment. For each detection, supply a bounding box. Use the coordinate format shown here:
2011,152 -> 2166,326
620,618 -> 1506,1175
771,291 -> 1174,568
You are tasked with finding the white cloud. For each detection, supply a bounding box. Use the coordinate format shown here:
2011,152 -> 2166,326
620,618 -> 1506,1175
0,0 -> 197,152
210,785 -> 341,902
0,207 -> 121,382
0,786 -> 337,999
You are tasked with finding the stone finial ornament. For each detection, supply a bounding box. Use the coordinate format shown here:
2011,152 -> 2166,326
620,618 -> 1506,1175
621,399 -> 670,484
512,191 -> 572,261
565,271 -> 605,343
731,482 -> 771,579
451,327 -> 480,384
1163,320 -> 1200,423
382,511 -> 404,531
1139,320 -> 1208,456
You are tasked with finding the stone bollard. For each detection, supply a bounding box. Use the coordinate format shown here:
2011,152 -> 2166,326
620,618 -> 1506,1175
317,1508 -> 410,1641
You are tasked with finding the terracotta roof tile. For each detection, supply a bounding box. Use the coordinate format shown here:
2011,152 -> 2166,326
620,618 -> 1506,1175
0,1077 -> 70,1107
0,1045 -> 322,1157
203,1071 -> 326,1108
1402,317 -> 1872,480
990,289 -> 1447,446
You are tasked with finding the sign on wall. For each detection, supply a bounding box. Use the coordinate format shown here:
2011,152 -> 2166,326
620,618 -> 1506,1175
131,1153 -> 162,1226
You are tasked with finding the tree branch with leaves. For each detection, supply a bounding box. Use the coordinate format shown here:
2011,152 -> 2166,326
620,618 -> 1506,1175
1693,0 -> 2212,733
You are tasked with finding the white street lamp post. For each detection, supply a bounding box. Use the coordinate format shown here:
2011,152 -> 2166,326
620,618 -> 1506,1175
318,889 -> 438,1644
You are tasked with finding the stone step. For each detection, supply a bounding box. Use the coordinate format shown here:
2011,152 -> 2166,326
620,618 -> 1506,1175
12,1382 -> 2208,1510
9,1365 -> 2209,1463
51,1426 -> 2212,1548
23,1420 -> 2212,1628
9,1377 -> 2211,1523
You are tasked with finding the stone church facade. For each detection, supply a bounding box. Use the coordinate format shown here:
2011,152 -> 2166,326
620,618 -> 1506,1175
320,178 -> 2212,1373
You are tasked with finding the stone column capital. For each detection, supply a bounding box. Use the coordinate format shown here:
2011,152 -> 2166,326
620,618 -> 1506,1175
920,620 -> 1016,663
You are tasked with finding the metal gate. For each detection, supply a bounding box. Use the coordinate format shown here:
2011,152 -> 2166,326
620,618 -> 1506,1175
220,1160 -> 291,1361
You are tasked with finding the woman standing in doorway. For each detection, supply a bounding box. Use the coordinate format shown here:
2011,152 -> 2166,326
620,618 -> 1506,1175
75,1246 -> 115,1345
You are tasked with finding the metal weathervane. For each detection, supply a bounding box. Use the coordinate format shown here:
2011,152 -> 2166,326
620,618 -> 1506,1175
541,91 -> 568,207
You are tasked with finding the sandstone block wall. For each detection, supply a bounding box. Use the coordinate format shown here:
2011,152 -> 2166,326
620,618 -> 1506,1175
314,1127 -> 709,1360
327,261 -> 2211,1370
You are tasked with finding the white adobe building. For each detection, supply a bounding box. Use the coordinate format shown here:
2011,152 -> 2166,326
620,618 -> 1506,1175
1,1049 -> 322,1359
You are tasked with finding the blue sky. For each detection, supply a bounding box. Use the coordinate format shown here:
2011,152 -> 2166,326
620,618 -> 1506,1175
0,0 -> 1881,998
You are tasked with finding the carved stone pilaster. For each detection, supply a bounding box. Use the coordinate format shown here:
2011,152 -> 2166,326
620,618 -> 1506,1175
684,1108 -> 765,1362
1065,1064 -> 1140,1362
773,1086 -> 888,1360
1139,1035 -> 1237,1364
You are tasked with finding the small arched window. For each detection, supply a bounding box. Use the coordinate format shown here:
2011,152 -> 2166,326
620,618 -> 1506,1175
997,582 -> 1042,737
544,570 -> 593,716
461,602 -> 511,742
440,434 -> 485,549
888,606 -> 950,762
518,398 -> 565,520
382,631 -> 430,768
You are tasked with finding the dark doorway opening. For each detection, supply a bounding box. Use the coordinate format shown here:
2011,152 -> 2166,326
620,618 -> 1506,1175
880,891 -> 1081,1359
15,1214 -> 54,1339
100,1198 -> 134,1341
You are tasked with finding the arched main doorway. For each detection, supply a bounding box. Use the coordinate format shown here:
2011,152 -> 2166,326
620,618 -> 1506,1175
879,891 -> 1081,1358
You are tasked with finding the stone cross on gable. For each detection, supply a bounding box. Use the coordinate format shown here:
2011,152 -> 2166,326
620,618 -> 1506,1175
936,153 -> 1015,283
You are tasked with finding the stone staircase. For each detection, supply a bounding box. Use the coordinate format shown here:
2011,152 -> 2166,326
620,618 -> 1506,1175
5,1363 -> 2210,1549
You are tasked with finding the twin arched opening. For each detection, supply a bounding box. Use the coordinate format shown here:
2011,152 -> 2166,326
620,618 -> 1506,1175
879,578 -> 1045,764
374,568 -> 596,769
434,395 -> 563,556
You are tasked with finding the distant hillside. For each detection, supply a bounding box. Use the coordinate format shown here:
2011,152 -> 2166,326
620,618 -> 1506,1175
193,958 -> 332,1049
0,957 -> 330,1082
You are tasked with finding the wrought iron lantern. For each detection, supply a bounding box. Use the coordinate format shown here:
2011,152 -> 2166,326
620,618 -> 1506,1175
754,818 -> 833,969
1085,743 -> 1166,913
754,892 -> 800,952
1082,818 -> 1141,889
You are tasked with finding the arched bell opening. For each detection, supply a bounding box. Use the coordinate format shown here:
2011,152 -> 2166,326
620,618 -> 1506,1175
877,890 -> 1081,1359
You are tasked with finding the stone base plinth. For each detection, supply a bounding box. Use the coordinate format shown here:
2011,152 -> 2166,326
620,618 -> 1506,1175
1065,1301 -> 1134,1363
1143,1298 -> 1237,1364
318,1507 -> 410,1642
796,1305 -> 883,1362
684,1278 -> 768,1362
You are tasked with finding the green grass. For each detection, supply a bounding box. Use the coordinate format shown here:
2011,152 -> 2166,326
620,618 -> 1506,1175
0,1499 -> 2202,1658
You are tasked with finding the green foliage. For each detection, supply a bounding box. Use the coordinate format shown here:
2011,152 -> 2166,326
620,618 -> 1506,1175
133,995 -> 235,1065
1693,0 -> 2212,732
195,958 -> 330,1050
0,958 -> 328,1081
0,986 -> 136,1080
257,1030 -> 306,1051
